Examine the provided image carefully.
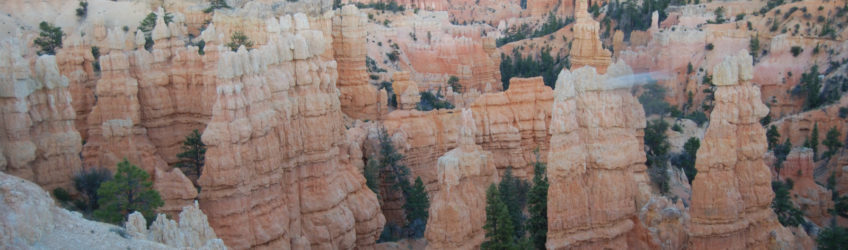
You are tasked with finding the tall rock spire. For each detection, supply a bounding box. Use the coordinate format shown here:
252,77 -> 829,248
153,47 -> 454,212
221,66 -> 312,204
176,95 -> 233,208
570,0 -> 612,73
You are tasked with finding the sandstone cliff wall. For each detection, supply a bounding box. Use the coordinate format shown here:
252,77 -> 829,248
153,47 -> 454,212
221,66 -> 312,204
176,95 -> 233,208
197,15 -> 384,249
545,60 -> 648,249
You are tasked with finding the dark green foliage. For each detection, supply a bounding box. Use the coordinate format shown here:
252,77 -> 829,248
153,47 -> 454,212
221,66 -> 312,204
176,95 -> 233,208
671,123 -> 682,132
767,125 -> 780,150
403,177 -> 429,238
606,0 -> 674,39
841,107 -> 848,118
386,50 -> 399,62
94,159 -> 164,224
448,75 -> 462,93
771,180 -> 804,227
91,46 -> 101,72
364,158 -> 380,197
800,65 -> 823,110
76,1 -> 88,18
354,0 -> 405,13
823,126 -> 844,159
686,62 -> 694,74
589,3 -> 601,17
53,187 -> 72,203
73,167 -> 112,213
710,7 -> 725,23
416,91 -> 454,111
750,35 -> 760,57
205,0 -> 230,13
333,0 -> 342,9
817,225 -> 848,250
176,129 -> 205,187
833,195 -> 848,218
226,31 -> 254,51
499,47 -> 565,90
527,160 -> 548,250
138,12 -> 172,51
760,113 -> 771,126
496,12 -> 572,47
705,43 -> 714,50
34,22 -> 63,56
638,83 -> 670,117
685,111 -> 708,126
790,46 -> 803,57
645,119 -> 670,193
773,138 -> 792,178
482,184 -> 517,250
498,168 -> 529,239
672,137 -> 699,184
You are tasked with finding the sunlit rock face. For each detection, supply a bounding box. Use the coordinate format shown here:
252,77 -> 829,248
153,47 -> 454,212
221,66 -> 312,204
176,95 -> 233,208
424,109 -> 499,250
570,0 -> 611,73
197,13 -> 384,249
688,50 -> 798,249
334,5 -> 385,119
545,60 -> 648,249
772,148 -> 833,227
0,40 -> 82,194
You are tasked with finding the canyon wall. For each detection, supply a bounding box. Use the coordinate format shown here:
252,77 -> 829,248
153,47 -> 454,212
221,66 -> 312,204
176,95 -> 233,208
545,60 -> 647,249
424,109 -> 499,250
197,14 -> 384,249
0,40 -> 82,193
774,148 -> 833,227
570,0 -> 611,73
381,76 -> 552,194
688,50 -> 796,249
334,5 -> 385,119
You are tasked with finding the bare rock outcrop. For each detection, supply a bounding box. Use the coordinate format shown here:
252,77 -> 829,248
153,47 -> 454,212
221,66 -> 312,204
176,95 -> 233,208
424,109 -> 498,250
0,171 -> 223,249
570,0 -> 611,73
198,16 -> 384,249
392,71 -> 421,110
688,50 -> 798,249
775,148 -> 834,227
0,40 -> 82,193
545,60 -> 647,249
333,5 -> 385,119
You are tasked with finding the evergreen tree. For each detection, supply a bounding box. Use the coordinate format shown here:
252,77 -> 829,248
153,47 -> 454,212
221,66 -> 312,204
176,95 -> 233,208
72,168 -> 112,213
94,159 -> 164,224
644,119 -> 671,193
498,167 -> 529,239
771,180 -> 803,227
680,137 -> 700,184
176,129 -> 206,187
226,31 -> 254,51
823,126 -> 844,159
773,138 -> 792,179
526,160 -> 548,250
482,184 -> 516,250
801,65 -> 823,110
817,225 -> 848,250
766,125 -> 780,150
811,123 -> 820,160
34,22 -> 63,55
403,177 -> 429,238
364,157 -> 381,197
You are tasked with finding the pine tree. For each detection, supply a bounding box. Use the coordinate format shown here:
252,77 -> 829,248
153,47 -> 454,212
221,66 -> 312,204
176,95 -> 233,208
176,129 -> 206,187
823,126 -> 844,159
766,125 -> 780,150
364,157 -> 381,197
94,159 -> 164,224
681,137 -> 700,184
482,184 -> 516,250
403,177 -> 429,238
73,168 -> 112,213
34,22 -> 63,55
527,161 -> 548,250
817,225 -> 848,250
498,167 -> 528,239
811,123 -> 820,160
771,180 -> 803,227
774,138 -> 792,179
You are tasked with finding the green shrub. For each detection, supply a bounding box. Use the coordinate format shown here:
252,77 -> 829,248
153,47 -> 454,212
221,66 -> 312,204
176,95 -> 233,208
73,167 -> 112,212
790,46 -> 803,57
94,159 -> 163,224
226,31 -> 254,51
34,22 -> 63,56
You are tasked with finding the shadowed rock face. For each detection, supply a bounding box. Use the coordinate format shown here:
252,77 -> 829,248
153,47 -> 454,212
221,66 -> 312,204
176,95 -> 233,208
545,61 -> 648,249
688,50 -> 797,249
197,13 -> 384,250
